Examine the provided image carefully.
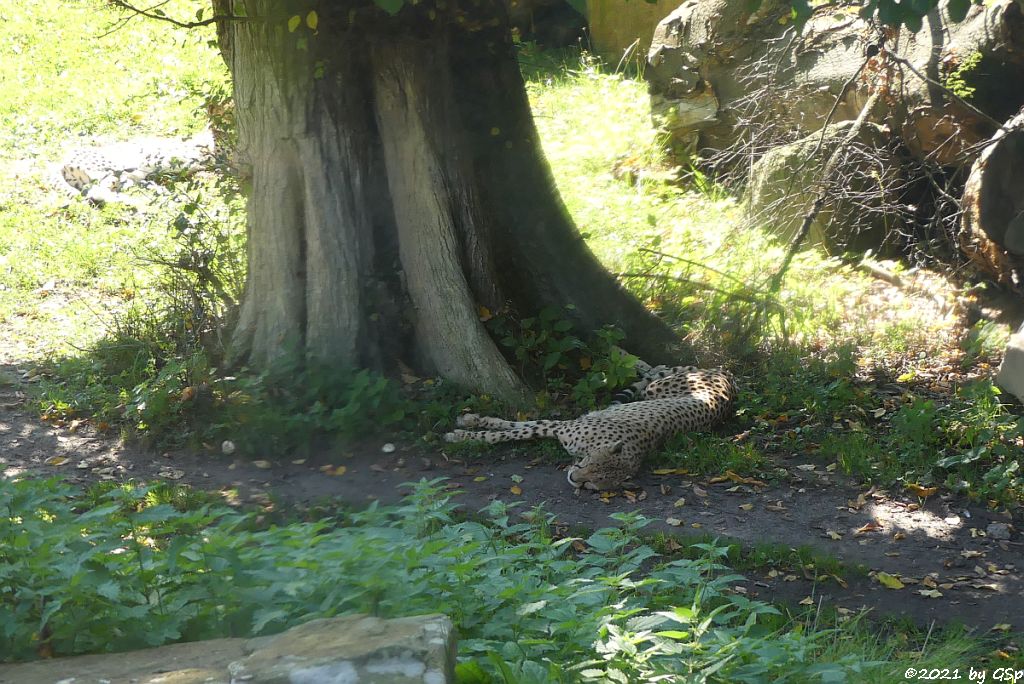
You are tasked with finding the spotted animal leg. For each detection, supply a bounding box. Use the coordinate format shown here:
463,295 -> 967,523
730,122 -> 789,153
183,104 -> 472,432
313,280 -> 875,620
456,413 -> 561,431
444,421 -> 563,444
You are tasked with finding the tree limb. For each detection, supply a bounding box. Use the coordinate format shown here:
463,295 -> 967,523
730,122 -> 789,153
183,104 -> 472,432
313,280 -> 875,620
767,62 -> 886,293
107,0 -> 243,29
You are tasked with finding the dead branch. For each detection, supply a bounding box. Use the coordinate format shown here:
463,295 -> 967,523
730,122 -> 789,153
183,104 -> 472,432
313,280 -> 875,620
107,0 -> 243,29
767,64 -> 886,293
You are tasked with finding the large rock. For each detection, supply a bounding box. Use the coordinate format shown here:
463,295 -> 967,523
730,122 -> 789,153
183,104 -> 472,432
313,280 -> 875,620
0,614 -> 456,684
959,111 -> 1024,289
646,0 -> 1024,162
997,322 -> 1024,403
744,121 -> 904,254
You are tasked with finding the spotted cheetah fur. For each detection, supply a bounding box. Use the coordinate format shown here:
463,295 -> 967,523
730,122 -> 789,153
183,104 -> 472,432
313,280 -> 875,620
444,365 -> 737,490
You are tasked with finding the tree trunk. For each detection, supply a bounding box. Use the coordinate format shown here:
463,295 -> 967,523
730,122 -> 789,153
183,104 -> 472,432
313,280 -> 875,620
213,0 -> 684,402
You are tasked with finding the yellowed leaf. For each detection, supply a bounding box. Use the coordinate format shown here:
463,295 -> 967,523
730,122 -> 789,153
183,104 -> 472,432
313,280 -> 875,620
579,356 -> 592,371
739,503 -> 754,511
477,305 -> 492,321
673,497 -> 686,508
666,517 -> 683,527
992,624 -> 1012,632
854,522 -> 882,536
724,470 -> 768,487
893,532 -> 906,541
291,459 -> 306,465
287,15 -> 301,32
253,460 -> 272,469
45,456 -> 69,466
799,596 -> 814,606
473,476 -> 487,482
333,466 -> 347,476
918,589 -> 943,598
876,572 -> 904,590
652,468 -> 689,475
510,485 -> 522,495
826,530 -> 842,540
306,10 -> 318,29
906,483 -> 938,498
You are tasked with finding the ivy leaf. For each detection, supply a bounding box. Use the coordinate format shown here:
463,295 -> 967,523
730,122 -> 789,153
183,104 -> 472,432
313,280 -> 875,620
374,0 -> 406,15
287,15 -> 301,32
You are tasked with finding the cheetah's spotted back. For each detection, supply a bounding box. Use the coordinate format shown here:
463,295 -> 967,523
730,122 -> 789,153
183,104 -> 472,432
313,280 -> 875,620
444,366 -> 737,490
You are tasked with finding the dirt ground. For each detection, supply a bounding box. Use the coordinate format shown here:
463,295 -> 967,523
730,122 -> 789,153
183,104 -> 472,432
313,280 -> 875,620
1,363 -> 1021,633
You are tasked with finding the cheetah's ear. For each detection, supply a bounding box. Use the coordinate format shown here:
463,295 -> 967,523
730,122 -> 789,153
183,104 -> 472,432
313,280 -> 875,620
610,440 -> 624,453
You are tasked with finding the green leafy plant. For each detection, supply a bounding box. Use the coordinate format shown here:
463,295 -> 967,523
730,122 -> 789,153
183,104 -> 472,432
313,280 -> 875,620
488,307 -> 639,408
0,477 -> 968,680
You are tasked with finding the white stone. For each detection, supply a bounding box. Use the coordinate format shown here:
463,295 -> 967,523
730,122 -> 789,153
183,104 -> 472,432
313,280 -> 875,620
996,323 -> 1024,403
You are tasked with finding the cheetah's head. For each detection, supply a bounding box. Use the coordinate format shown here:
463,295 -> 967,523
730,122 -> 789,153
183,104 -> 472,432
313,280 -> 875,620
566,440 -> 625,491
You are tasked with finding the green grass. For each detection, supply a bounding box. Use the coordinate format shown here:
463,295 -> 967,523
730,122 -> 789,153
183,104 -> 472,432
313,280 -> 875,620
0,0 -> 229,361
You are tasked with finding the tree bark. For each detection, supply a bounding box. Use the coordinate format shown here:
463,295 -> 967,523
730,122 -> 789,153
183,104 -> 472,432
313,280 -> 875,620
213,0 -> 685,402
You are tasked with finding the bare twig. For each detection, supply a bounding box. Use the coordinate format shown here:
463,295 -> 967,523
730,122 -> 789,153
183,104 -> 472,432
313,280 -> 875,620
614,271 -> 778,306
767,71 -> 886,293
888,52 -> 1007,131
106,0 -> 243,29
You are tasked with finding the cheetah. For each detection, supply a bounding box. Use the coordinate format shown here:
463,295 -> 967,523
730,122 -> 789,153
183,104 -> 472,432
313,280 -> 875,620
50,132 -> 214,205
444,365 -> 737,490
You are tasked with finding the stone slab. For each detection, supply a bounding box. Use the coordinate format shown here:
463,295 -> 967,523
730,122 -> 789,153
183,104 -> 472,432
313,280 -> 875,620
0,614 -> 455,684
996,322 -> 1024,403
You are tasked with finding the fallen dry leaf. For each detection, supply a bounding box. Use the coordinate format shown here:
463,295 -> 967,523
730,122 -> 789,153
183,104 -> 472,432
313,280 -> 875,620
918,589 -> 943,598
876,572 -> 904,590
847,493 -> 868,510
826,530 -> 843,540
739,503 -> 754,512
652,467 -> 689,476
510,485 -> 523,495
253,460 -> 272,469
473,476 -> 487,482
724,470 -> 768,487
693,485 -> 708,498
45,456 -> 69,466
799,596 -> 814,606
906,483 -> 938,498
854,522 -> 882,536
673,497 -> 686,508
666,518 -> 683,527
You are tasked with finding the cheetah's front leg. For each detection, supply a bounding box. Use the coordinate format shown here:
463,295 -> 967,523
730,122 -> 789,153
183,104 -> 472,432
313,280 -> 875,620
444,418 -> 563,444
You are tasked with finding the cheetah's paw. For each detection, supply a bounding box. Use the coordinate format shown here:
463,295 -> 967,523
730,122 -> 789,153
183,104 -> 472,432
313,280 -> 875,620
455,413 -> 482,428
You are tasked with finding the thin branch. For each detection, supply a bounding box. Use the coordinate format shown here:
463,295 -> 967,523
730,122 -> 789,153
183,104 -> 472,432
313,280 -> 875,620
767,75 -> 886,293
888,51 -> 1007,131
107,0 -> 242,29
614,271 -> 781,308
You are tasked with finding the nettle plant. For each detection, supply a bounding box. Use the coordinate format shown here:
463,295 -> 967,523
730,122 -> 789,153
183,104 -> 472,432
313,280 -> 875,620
486,306 -> 640,407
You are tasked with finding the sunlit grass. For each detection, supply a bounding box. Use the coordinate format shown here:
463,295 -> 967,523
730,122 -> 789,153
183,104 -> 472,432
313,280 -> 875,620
0,0 -> 229,360
525,49 -> 969,370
